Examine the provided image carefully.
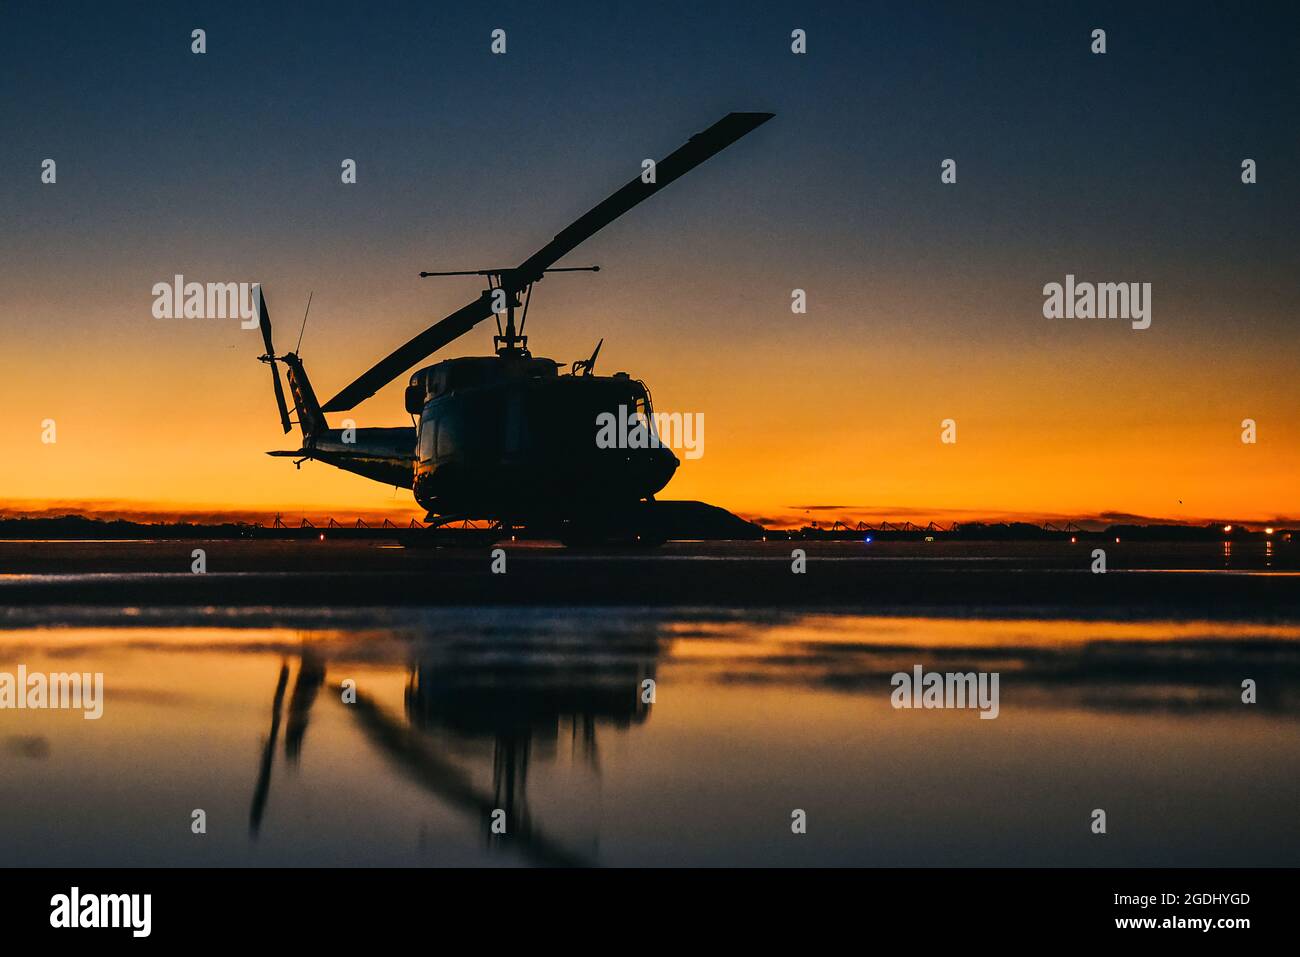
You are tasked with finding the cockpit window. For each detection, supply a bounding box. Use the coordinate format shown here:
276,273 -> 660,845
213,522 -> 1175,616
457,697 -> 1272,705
418,421 -> 436,462
632,382 -> 656,425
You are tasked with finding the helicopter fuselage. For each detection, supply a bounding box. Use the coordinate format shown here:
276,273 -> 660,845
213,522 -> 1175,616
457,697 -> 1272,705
408,354 -> 678,523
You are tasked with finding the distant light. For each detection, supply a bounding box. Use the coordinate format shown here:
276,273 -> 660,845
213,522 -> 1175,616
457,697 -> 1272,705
1266,527 -> 1275,535
319,533 -> 325,542
1070,536 -> 1077,543
864,536 -> 873,544
1115,537 -> 1121,543
1223,525 -> 1233,534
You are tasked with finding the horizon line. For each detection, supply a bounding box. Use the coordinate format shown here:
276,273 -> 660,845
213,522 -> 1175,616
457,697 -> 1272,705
2,505 -> 1296,534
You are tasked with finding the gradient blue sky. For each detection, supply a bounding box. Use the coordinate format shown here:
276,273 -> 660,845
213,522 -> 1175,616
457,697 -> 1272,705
2,1 -> 1297,524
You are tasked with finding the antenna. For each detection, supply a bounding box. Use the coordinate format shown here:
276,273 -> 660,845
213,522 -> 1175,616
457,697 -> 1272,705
295,291 -> 313,354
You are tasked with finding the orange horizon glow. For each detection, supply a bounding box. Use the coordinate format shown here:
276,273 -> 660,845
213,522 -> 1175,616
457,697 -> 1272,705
5,314 -> 1298,532
6,212 -> 1299,529
2,497 -> 1298,532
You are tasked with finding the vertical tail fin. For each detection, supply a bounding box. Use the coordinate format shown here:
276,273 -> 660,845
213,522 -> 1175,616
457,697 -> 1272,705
281,354 -> 328,439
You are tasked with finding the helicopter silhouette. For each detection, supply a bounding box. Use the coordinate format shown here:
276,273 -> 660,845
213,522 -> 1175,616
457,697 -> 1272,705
256,112 -> 773,543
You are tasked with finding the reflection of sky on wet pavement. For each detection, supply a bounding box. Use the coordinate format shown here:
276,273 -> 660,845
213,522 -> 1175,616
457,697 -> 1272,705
1,610 -> 1297,866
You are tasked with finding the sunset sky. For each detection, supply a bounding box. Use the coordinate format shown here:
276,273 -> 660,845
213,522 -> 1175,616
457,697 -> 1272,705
2,2 -> 1297,528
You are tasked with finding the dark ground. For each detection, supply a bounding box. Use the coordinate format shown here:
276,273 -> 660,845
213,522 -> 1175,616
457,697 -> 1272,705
1,539 -> 1297,618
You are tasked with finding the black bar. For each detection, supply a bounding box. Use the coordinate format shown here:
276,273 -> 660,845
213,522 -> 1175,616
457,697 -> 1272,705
0,868 -> 1287,943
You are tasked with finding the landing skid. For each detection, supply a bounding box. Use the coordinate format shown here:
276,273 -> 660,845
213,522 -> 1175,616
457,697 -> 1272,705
399,506 -> 667,548
398,516 -> 507,549
397,501 -> 762,549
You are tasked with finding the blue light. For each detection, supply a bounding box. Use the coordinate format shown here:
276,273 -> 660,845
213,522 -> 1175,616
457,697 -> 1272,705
864,536 -> 873,543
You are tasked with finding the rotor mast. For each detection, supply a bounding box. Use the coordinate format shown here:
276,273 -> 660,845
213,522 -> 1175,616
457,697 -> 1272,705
417,265 -> 600,357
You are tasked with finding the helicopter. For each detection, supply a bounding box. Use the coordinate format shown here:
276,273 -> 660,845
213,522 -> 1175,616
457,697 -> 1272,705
255,111 -> 773,543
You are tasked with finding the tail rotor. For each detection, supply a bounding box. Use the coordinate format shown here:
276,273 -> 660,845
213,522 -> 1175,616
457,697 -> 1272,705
256,286 -> 293,434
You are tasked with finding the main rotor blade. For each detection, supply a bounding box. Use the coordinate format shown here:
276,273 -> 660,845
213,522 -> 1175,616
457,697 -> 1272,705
513,112 -> 774,285
321,295 -> 495,412
320,112 -> 774,413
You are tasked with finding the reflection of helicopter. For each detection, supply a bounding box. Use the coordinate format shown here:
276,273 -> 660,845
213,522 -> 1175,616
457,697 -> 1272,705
247,626 -> 662,866
255,112 -> 773,542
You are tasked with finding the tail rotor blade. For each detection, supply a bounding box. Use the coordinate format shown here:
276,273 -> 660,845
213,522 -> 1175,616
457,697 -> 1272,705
255,285 -> 291,432
270,363 -> 292,434
256,286 -> 276,357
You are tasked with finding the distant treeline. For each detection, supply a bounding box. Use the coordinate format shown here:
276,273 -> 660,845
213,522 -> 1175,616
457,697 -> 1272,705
0,516 -> 262,540
784,521 -> 1292,542
0,514 -> 1291,542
